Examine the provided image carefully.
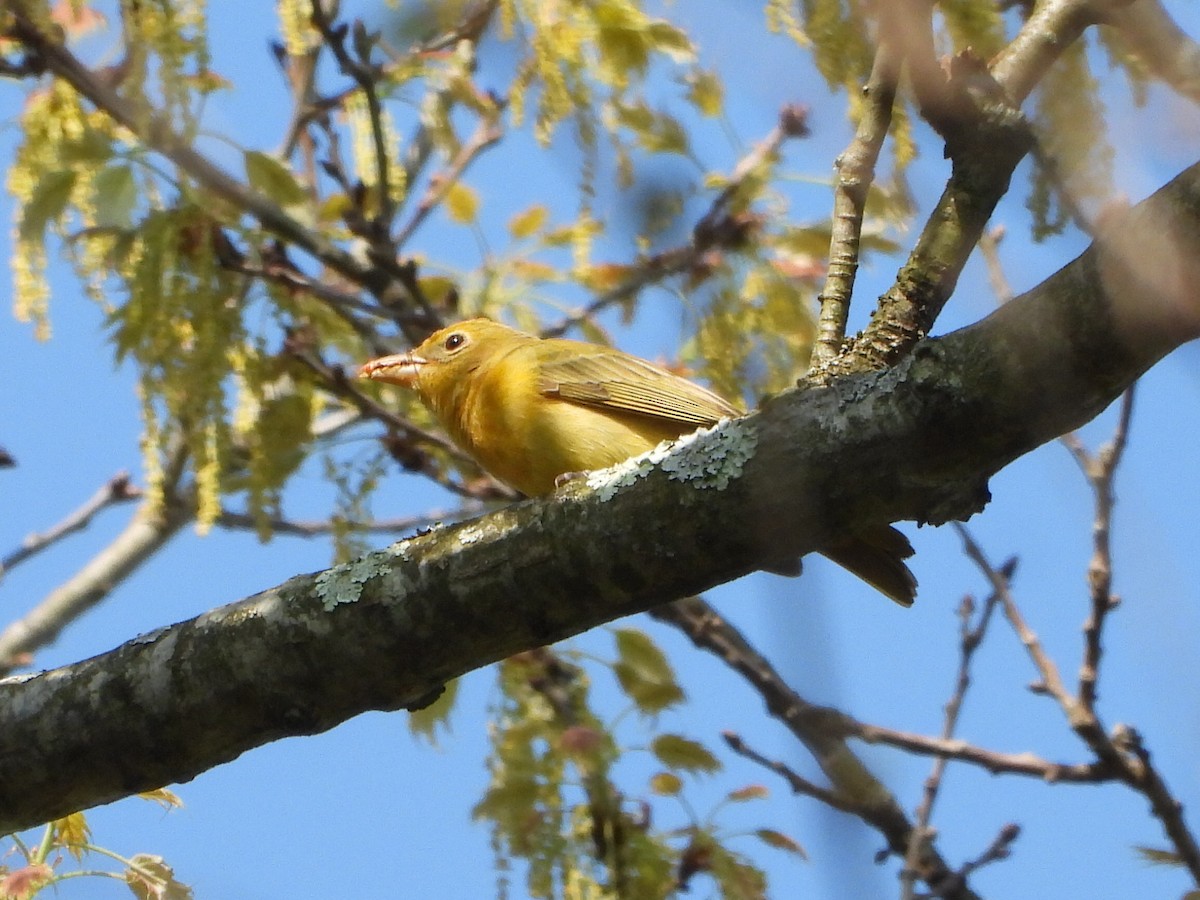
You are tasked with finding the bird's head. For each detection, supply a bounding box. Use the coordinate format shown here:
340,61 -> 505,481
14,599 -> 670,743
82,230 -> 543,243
358,318 -> 527,403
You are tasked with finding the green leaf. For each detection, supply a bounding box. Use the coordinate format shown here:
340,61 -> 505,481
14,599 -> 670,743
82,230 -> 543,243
19,169 -> 76,240
92,164 -> 138,228
614,100 -> 690,155
727,784 -> 769,803
244,150 -> 308,206
1133,845 -> 1184,867
613,628 -> 685,714
650,734 -> 721,774
444,182 -> 479,224
59,128 -> 114,163
755,828 -> 808,859
708,840 -> 768,899
509,204 -> 549,239
685,68 -> 724,118
614,628 -> 674,683
646,22 -> 694,60
649,771 -> 683,795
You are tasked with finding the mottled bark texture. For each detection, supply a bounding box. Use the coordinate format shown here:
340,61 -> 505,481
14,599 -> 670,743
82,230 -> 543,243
2,161 -> 1199,835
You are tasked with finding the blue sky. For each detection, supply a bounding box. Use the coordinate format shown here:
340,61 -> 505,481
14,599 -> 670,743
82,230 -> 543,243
4,2 -> 1200,897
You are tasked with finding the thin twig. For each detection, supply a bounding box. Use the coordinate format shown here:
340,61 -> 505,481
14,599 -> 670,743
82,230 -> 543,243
0,409 -> 361,674
542,106 -> 808,340
721,731 -> 852,812
0,468 -> 191,674
309,1 -> 396,231
944,823 -> 1023,894
1077,388 -> 1134,713
850,721 -> 1113,783
955,522 -> 1200,882
1,473 -> 142,579
215,506 -> 481,538
648,597 -> 981,899
810,34 -> 900,366
954,524 -> 1076,710
901,584 -> 1006,900
280,1 -> 499,159
392,112 -> 504,251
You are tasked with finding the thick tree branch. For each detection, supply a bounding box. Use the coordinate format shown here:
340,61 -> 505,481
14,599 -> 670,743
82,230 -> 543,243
2,160 -> 1199,835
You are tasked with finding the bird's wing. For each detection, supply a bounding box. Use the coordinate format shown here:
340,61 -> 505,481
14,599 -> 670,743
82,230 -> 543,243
536,351 -> 740,426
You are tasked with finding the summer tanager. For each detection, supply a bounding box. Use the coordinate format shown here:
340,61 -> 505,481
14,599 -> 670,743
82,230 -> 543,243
359,318 -> 916,605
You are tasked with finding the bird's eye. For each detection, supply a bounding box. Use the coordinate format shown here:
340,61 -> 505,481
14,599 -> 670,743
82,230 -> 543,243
444,332 -> 466,351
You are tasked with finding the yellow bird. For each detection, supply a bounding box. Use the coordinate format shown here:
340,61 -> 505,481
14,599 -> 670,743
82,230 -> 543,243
359,318 -> 916,605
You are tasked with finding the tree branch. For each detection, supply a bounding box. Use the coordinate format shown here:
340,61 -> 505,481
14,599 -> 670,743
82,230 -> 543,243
835,0 -> 1105,373
812,39 -> 900,365
655,598 -> 976,897
2,158 -> 1199,835
0,472 -> 141,579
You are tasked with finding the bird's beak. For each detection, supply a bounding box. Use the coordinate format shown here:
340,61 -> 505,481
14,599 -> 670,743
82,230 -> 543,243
358,352 -> 427,388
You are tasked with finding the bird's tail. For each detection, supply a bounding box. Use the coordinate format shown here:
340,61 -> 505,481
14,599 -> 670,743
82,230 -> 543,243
820,525 -> 918,607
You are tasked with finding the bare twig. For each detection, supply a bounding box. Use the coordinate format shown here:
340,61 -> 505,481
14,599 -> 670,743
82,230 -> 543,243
1074,388 -> 1134,713
811,40 -> 901,366
950,823 -> 1023,890
309,1 -> 397,231
0,487 -> 191,674
954,524 -> 1076,709
280,1 -> 499,160
215,507 -> 480,538
0,472 -> 141,579
901,584 -> 1007,900
392,112 -> 504,251
955,522 -> 1200,882
721,731 -> 852,812
649,597 -> 981,899
542,106 -> 808,341
850,722 -> 1113,783
0,408 -> 362,674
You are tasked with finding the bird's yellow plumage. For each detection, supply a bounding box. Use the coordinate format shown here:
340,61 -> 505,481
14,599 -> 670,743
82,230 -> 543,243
359,318 -> 916,605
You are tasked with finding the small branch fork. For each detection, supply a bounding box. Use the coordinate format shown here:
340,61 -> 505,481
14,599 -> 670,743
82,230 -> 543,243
900,575 -> 1007,900
950,387 -> 1200,884
650,597 -> 982,899
811,0 -> 1200,376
